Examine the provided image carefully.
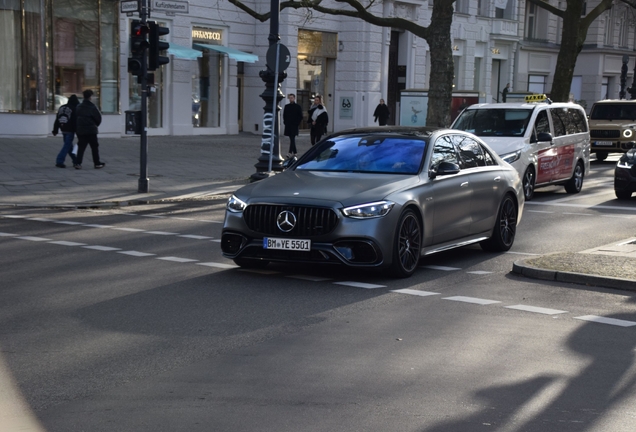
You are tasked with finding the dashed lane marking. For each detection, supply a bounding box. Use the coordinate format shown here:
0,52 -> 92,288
423,265 -> 461,271
179,234 -> 214,240
562,212 -> 593,216
527,210 -> 554,214
0,232 -> 18,237
117,251 -> 156,257
525,201 -> 636,212
52,221 -> 84,225
144,231 -> 179,236
83,245 -> 122,251
506,251 -> 541,256
466,271 -> 493,275
197,262 -> 238,269
574,315 -> 636,327
16,236 -> 51,242
334,281 -> 386,289
506,304 -> 568,315
1,215 -> 27,218
156,256 -> 199,263
28,218 -> 56,222
390,289 -> 439,297
83,224 -> 114,228
112,227 -> 145,232
443,296 -> 501,305
49,241 -> 87,247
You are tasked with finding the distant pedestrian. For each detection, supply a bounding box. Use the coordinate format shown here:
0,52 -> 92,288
75,89 -> 105,169
283,93 -> 303,158
308,95 -> 328,145
502,83 -> 510,103
373,99 -> 390,126
52,94 -> 79,168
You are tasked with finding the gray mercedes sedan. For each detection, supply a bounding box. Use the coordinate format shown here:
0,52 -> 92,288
222,127 -> 524,278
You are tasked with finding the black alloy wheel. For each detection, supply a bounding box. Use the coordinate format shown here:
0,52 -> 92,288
615,189 -> 632,200
390,209 -> 422,278
480,195 -> 517,252
564,161 -> 584,194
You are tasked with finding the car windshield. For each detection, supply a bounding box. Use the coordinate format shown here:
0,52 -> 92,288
295,135 -> 427,174
453,108 -> 532,137
590,104 -> 636,121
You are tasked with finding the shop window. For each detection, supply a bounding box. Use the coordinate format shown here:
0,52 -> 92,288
0,0 -> 22,111
192,51 -> 222,128
528,75 -> 546,94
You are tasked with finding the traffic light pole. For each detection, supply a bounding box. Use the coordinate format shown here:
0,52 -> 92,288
138,0 -> 150,193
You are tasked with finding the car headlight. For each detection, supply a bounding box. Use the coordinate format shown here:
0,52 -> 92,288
624,129 -> 634,138
501,150 -> 521,164
227,195 -> 247,213
617,159 -> 634,169
341,201 -> 395,219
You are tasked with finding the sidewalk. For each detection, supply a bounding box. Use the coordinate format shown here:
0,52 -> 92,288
1,133 -> 635,291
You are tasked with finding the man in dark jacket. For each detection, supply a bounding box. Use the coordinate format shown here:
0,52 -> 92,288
283,93 -> 303,157
373,99 -> 390,126
308,95 -> 328,145
74,89 -> 105,169
52,94 -> 80,168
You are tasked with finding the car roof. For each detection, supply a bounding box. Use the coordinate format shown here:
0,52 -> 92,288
463,102 -> 581,110
327,126 -> 441,139
591,99 -> 636,105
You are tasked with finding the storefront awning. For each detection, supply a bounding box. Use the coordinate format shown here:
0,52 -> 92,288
168,44 -> 202,60
194,43 -> 258,63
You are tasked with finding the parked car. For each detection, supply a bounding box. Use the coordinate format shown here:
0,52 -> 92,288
588,99 -> 636,161
221,127 -> 524,278
614,146 -> 636,199
452,96 -> 590,201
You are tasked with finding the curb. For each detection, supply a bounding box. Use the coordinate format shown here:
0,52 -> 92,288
512,259 -> 636,292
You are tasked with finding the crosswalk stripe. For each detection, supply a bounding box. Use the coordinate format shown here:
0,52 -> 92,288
334,281 -> 386,289
574,315 -> 636,327
443,296 -> 501,305
391,289 -> 439,297
156,256 -> 199,263
505,304 -> 567,315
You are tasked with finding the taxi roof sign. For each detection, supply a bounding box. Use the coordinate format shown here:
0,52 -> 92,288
525,94 -> 548,103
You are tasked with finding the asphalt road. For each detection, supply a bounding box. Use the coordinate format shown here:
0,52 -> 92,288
1,156 -> 636,431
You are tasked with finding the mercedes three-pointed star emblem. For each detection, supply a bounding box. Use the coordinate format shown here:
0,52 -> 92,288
276,210 -> 297,232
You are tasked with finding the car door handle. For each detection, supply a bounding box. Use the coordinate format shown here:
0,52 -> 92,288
493,176 -> 501,182
460,181 -> 469,187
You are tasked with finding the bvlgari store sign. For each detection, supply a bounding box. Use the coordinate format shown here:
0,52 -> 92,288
192,27 -> 223,43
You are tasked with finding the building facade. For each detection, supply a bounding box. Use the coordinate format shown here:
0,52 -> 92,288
1,0 -> 634,138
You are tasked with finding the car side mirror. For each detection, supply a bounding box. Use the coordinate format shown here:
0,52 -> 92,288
531,132 -> 553,143
430,161 -> 461,179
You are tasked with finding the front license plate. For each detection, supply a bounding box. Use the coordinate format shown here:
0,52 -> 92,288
594,141 -> 615,147
263,237 -> 311,251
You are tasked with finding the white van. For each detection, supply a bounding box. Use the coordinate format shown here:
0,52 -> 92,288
451,98 -> 590,200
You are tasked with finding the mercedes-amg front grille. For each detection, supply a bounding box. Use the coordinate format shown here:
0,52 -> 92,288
244,205 -> 339,236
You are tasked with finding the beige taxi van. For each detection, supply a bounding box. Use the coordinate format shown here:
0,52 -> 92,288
452,95 -> 590,200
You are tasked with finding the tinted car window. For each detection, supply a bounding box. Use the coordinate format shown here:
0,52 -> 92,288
296,135 -> 427,174
431,135 -> 460,170
455,135 -> 485,168
453,109 -> 532,137
550,108 -> 567,137
591,103 -> 636,120
569,108 -> 588,133
534,110 -> 551,135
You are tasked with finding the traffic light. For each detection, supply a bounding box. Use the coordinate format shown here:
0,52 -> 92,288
128,20 -> 149,76
148,21 -> 170,71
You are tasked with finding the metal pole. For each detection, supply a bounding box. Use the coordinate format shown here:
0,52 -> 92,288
138,0 -> 150,193
269,42 -> 281,173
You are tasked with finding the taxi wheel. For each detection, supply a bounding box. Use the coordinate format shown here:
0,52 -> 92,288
522,167 -> 535,201
564,161 -> 584,194
596,152 -> 608,162
233,257 -> 269,268
616,190 -> 632,200
390,209 -> 422,278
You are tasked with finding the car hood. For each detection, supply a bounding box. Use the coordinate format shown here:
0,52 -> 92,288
476,136 -> 526,156
590,120 -> 636,129
236,170 -> 421,206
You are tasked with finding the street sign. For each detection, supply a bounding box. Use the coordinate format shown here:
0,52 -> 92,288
120,0 -> 139,13
151,0 -> 189,14
266,43 -> 291,72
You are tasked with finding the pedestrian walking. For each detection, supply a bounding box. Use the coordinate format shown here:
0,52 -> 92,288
74,89 -> 105,169
283,93 -> 303,158
308,95 -> 328,145
373,98 -> 390,126
52,94 -> 79,168
502,83 -> 510,102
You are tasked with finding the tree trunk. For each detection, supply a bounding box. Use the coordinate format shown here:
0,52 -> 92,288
549,2 -> 586,102
425,0 -> 455,127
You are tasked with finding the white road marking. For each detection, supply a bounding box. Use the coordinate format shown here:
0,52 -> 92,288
287,275 -> 332,281
197,262 -> 238,269
527,210 -> 554,214
28,218 -> 55,222
506,304 -> 568,315
526,201 -> 636,212
1,215 -> 27,218
199,220 -> 222,223
211,239 -> 221,243
334,281 -> 386,289
117,251 -> 156,257
16,236 -> 51,242
0,232 -> 18,237
142,214 -> 167,218
83,224 -> 114,228
562,212 -> 593,216
443,296 -> 501,305
156,256 -> 199,263
574,315 -> 636,327
391,289 -> 439,297
52,221 -> 84,225
506,251 -> 541,256
423,265 -> 461,271
601,214 -> 632,219
144,231 -> 178,235
179,234 -> 214,240
466,271 -> 493,275
112,227 -> 145,232
48,241 -> 86,246
83,245 -> 122,251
